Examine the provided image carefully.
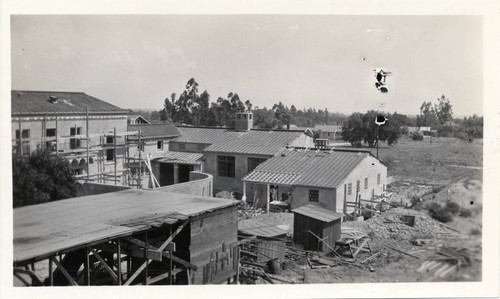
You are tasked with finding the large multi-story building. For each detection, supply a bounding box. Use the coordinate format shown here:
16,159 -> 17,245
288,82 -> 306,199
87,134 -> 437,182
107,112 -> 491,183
11,90 -> 129,184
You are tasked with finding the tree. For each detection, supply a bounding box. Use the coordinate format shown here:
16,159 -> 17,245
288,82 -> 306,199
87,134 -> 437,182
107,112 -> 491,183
435,95 -> 453,125
416,101 -> 437,127
272,101 -> 291,129
12,150 -> 76,208
162,92 -> 176,122
342,111 -> 403,147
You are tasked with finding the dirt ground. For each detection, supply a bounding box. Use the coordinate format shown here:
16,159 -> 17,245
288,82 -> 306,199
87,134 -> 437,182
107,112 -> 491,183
240,137 -> 483,284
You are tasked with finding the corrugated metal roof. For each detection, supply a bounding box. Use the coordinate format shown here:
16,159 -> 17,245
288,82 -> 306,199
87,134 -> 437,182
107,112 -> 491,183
11,90 -> 127,115
242,149 -> 370,188
128,123 -> 180,139
242,171 -> 300,186
292,204 -> 343,222
238,219 -> 287,238
174,127 -> 239,144
204,130 -> 304,155
155,151 -> 203,165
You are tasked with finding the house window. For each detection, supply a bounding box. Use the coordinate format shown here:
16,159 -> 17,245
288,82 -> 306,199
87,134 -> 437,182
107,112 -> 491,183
15,129 -> 31,155
157,140 -> 164,151
247,157 -> 267,173
46,128 -> 56,137
217,156 -> 235,178
106,136 -> 114,144
106,149 -> 114,161
347,183 -> 352,195
178,143 -> 186,151
309,189 -> 319,202
356,180 -> 360,192
70,127 -> 81,149
364,178 -> 368,189
377,173 -> 381,185
249,114 -> 252,120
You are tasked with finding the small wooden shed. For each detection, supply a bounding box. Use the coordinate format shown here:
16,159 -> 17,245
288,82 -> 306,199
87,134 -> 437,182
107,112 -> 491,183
292,204 -> 343,252
238,219 -> 287,263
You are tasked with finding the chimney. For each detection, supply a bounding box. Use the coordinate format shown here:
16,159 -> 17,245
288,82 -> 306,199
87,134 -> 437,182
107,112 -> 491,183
48,95 -> 59,103
234,112 -> 253,131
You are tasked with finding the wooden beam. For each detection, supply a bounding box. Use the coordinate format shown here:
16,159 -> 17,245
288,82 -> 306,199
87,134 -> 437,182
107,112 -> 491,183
352,239 -> 369,258
51,256 -> 78,286
161,251 -> 198,271
89,247 -> 118,282
146,268 -> 183,285
123,260 -> 151,286
49,257 -> 53,286
117,240 -> 122,285
13,272 -> 30,286
157,219 -> 190,252
96,242 -> 162,261
13,268 -> 43,286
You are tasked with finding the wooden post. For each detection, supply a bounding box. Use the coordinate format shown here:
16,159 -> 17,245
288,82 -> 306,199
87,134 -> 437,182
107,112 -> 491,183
242,181 -> 247,203
117,240 -> 122,285
144,233 -> 148,285
86,106 -> 90,180
138,130 -> 142,189
169,226 -> 173,285
266,184 -> 270,213
55,116 -> 59,156
173,164 -> 179,184
18,118 -> 22,156
49,257 -> 53,286
114,127 -> 117,185
86,247 -> 91,285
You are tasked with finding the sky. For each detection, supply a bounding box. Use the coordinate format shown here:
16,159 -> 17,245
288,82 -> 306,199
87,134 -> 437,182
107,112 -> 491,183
11,15 -> 483,117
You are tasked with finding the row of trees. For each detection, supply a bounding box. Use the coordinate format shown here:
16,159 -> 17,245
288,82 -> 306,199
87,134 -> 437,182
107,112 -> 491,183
416,95 -> 483,139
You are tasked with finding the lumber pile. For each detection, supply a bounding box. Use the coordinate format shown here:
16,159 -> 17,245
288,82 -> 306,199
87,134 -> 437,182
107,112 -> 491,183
416,246 -> 471,280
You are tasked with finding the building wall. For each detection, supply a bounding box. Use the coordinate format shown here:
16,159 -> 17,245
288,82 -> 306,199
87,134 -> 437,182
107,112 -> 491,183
12,115 -> 128,183
149,171 -> 213,197
293,214 -> 341,252
291,187 -> 337,211
336,155 -> 388,213
128,138 -> 174,160
169,141 -> 209,153
189,205 -> 238,284
287,134 -> 314,148
204,152 -> 271,197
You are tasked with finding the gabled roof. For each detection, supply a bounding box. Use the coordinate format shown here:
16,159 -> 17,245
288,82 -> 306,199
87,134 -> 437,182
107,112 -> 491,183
128,123 -> 180,140
313,124 -> 342,132
243,149 -> 377,188
174,126 -> 240,144
293,204 -> 343,222
155,151 -> 204,165
204,130 -> 304,156
127,114 -> 150,124
11,90 -> 127,115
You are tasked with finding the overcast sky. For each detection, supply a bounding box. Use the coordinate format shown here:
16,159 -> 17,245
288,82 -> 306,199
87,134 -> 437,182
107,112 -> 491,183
11,15 -> 483,117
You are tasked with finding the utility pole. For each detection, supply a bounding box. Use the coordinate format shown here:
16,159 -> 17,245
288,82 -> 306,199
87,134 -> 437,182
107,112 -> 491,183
114,127 -> 117,185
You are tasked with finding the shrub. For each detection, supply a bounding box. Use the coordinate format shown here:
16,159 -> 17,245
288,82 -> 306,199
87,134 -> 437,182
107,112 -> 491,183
459,208 -> 473,218
445,200 -> 461,214
411,131 -> 424,141
427,202 -> 454,223
381,155 -> 394,168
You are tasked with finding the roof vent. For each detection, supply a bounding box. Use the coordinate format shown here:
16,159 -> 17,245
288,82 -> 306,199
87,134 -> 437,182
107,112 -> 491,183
48,95 -> 58,103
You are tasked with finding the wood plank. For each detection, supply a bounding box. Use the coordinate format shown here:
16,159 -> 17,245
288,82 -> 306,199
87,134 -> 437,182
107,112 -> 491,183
51,256 -> 78,286
352,239 -> 369,258
89,247 -> 118,282
147,268 -> 183,285
124,260 -> 151,286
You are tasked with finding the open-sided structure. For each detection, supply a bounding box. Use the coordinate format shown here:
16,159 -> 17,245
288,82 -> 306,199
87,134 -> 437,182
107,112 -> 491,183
13,189 -> 239,286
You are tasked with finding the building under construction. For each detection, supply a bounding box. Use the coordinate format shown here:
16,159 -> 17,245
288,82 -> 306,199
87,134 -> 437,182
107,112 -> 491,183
13,187 -> 240,286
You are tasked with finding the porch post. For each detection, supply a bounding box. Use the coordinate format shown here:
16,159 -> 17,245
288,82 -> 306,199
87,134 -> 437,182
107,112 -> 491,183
266,184 -> 270,213
242,181 -> 247,203
173,164 -> 179,184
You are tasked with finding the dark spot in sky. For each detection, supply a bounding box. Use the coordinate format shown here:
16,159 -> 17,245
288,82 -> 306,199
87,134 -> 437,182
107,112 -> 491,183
470,201 -> 474,205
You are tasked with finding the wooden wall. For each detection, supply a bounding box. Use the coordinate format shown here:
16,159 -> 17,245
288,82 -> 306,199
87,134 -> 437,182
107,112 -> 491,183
189,205 -> 238,284
293,214 -> 341,252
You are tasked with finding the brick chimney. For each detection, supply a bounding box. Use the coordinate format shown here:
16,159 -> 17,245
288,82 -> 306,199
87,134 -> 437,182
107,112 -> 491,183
234,112 -> 253,131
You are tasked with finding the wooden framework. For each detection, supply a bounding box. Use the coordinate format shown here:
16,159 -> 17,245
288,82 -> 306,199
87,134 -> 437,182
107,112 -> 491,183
13,220 -> 194,286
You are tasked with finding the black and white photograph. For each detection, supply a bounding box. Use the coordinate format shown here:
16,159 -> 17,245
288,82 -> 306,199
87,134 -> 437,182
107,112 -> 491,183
1,1 -> 499,298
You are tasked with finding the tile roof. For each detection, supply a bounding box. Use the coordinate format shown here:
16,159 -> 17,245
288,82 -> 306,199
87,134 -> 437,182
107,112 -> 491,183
242,149 -> 372,188
313,124 -> 342,132
292,204 -> 343,222
128,123 -> 180,140
155,151 -> 204,165
238,219 -> 288,238
242,171 -> 300,186
11,90 -> 127,115
174,126 -> 240,144
204,130 -> 304,155
127,115 -> 150,124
